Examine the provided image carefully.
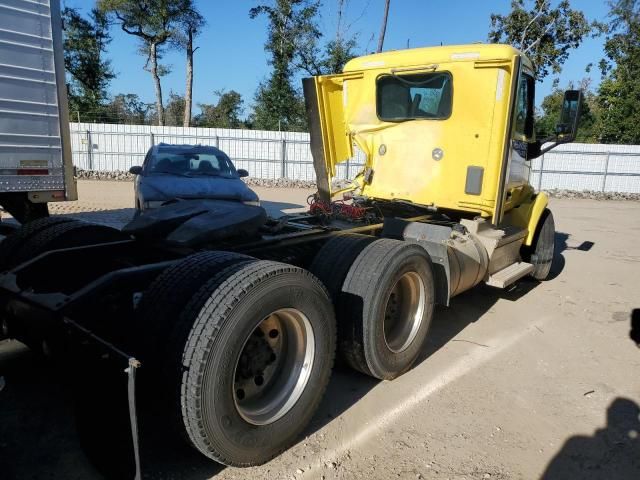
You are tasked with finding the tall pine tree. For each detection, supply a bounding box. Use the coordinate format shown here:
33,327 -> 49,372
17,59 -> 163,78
62,8 -> 114,119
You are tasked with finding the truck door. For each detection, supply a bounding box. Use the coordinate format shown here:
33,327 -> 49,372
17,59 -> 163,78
508,69 -> 536,189
303,73 -> 362,201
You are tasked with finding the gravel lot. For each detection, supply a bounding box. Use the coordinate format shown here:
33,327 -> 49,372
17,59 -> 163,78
0,180 -> 639,480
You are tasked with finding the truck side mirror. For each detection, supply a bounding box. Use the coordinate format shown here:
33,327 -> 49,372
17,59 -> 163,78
237,169 -> 249,178
555,90 -> 582,143
129,166 -> 143,175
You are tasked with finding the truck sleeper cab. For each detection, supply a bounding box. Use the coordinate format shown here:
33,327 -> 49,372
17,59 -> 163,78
0,44 -> 580,475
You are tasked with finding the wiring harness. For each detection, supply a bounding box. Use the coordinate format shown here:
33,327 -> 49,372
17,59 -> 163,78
307,195 -> 372,223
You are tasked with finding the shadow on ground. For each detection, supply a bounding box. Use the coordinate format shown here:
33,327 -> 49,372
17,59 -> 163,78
541,397 -> 640,479
0,232 -> 575,479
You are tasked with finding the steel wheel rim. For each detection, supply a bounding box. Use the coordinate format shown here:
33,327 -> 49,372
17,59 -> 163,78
383,271 -> 426,353
233,308 -> 315,426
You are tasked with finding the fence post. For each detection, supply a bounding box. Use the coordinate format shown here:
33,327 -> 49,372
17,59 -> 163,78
601,152 -> 611,193
86,130 -> 93,170
214,135 -> 219,148
149,132 -> 155,148
538,153 -> 545,191
281,139 -> 287,178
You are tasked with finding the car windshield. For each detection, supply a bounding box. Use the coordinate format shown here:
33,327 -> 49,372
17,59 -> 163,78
148,147 -> 238,178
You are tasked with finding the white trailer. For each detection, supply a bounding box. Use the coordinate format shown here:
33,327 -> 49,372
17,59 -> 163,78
0,0 -> 76,223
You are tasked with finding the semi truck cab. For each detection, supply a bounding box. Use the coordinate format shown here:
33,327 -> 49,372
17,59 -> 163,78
304,43 -> 581,290
304,43 -> 580,227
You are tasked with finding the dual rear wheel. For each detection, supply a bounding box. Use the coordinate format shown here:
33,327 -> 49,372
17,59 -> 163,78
138,236 -> 435,467
311,236 -> 436,380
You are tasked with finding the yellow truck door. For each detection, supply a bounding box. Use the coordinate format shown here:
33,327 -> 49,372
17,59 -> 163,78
302,73 -> 362,201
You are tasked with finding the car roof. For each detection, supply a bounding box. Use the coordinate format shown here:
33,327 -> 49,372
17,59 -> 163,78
151,143 -> 227,156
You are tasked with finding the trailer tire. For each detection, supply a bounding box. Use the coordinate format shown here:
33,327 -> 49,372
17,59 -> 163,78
0,216 -> 75,270
6,220 -> 124,270
523,208 -> 555,280
340,239 -> 435,380
177,261 -> 336,466
309,233 -> 377,297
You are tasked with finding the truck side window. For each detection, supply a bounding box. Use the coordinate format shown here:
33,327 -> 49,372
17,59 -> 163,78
514,73 -> 535,138
377,72 -> 453,121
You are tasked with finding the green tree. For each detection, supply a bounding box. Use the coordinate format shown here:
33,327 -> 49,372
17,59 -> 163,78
596,0 -> 640,144
488,0 -> 599,80
250,0 -> 321,131
98,0 -> 190,126
164,91 -> 186,126
62,7 -> 114,118
103,93 -> 152,124
536,80 -> 600,143
195,90 -> 245,128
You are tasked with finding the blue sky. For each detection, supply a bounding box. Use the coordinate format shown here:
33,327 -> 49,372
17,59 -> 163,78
63,0 -> 610,116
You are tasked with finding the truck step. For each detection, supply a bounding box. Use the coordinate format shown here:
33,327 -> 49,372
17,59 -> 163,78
486,262 -> 534,289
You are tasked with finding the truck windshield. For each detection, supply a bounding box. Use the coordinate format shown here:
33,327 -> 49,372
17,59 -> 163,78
377,72 -> 452,121
149,147 -> 238,178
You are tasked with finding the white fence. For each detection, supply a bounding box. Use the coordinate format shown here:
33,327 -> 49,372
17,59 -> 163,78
70,123 -> 640,193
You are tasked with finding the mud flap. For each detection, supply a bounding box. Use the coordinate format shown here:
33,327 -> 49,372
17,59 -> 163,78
382,218 -> 452,306
63,316 -> 143,479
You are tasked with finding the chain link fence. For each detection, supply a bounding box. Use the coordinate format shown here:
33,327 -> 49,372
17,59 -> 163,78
70,123 -> 640,193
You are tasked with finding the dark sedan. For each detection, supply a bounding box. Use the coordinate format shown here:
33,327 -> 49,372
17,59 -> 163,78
129,144 -> 260,213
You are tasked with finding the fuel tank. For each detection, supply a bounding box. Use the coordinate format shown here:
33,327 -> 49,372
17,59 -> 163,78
446,229 -> 490,297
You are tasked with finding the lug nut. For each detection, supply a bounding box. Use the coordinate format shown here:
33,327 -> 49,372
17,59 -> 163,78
236,389 -> 245,400
255,375 -> 264,386
269,329 -> 279,339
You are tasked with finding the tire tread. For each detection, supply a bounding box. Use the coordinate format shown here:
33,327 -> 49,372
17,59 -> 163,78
179,261 -> 335,467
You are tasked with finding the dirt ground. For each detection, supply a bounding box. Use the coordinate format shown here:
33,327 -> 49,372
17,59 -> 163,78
0,180 -> 639,480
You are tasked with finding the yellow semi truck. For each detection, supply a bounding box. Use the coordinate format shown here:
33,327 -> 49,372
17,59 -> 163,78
0,44 -> 580,474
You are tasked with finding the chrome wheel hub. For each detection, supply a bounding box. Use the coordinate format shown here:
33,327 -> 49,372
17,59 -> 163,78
233,308 -> 315,425
383,271 -> 426,353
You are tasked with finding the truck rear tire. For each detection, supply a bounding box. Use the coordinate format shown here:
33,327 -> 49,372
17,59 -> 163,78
3,220 -> 124,270
134,251 -> 255,369
340,239 -> 435,380
309,233 -> 377,297
176,261 -> 336,466
0,216 -> 75,270
523,208 -> 555,280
